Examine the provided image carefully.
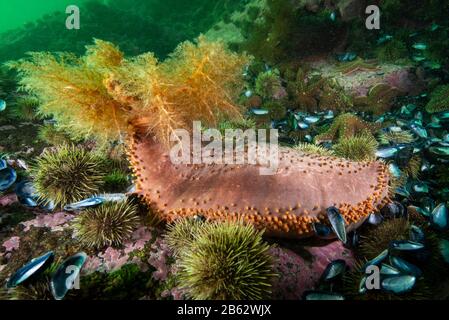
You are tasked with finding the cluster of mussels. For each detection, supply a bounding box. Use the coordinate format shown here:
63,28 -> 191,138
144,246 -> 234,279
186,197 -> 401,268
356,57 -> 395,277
4,251 -> 86,300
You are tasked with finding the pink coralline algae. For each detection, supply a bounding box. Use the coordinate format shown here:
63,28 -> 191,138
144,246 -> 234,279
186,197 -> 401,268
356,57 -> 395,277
0,193 -> 18,206
2,236 -> 20,252
384,68 -> 425,95
161,287 -> 188,300
86,227 -> 154,273
124,226 -> 154,254
99,247 -> 130,272
82,255 -> 103,275
270,240 -> 354,299
148,238 -> 172,281
21,212 -> 75,232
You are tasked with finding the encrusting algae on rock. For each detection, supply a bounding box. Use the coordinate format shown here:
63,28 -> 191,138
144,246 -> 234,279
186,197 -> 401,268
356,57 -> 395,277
10,37 -> 391,239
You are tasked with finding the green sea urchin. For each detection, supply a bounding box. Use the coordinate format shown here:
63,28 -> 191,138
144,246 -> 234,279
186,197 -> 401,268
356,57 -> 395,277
333,134 -> 379,161
255,69 -> 283,100
165,217 -> 206,257
378,130 -> 415,145
294,143 -> 335,157
10,96 -> 40,121
426,85 -> 449,113
315,113 -> 382,144
263,101 -> 287,121
359,218 -> 411,260
73,201 -> 140,249
33,145 -> 105,207
177,220 -> 276,300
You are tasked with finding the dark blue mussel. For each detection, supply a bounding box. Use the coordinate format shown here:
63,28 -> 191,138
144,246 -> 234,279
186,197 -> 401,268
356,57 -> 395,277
64,196 -> 104,211
336,52 -> 357,62
380,202 -> 407,219
0,167 -> 17,191
365,249 -> 389,267
381,275 -> 416,294
312,222 -> 333,238
430,203 -> 448,231
303,291 -> 345,300
321,259 -> 347,282
15,181 -> 55,210
380,264 -> 401,276
389,256 -> 422,277
0,159 -> 7,170
358,276 -> 368,294
51,252 -> 87,300
345,230 -> 360,248
395,145 -> 414,167
389,240 -> 425,251
326,206 -> 347,243
409,225 -> 425,243
7,251 -> 55,288
15,181 -> 39,207
368,213 -> 383,225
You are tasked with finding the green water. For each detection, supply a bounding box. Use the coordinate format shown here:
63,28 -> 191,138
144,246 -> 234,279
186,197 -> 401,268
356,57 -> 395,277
0,0 -> 90,33
0,0 -> 243,63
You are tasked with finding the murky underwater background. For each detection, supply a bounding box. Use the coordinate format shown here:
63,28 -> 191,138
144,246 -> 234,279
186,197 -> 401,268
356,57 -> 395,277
0,0 -> 449,301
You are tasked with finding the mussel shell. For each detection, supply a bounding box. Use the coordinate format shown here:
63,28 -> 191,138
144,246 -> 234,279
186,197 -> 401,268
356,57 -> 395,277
326,206 -> 347,243
389,256 -> 422,277
368,213 -> 383,225
250,108 -> 269,116
411,181 -> 429,194
51,252 -> 87,300
312,222 -> 333,238
381,275 -> 416,294
0,167 -> 17,191
321,259 -> 347,282
304,116 -> 320,124
420,197 -> 435,213
409,225 -> 425,243
193,214 -> 206,222
345,230 -> 360,248
15,181 -> 39,208
97,193 -> 127,202
64,197 -> 104,211
410,123 -> 428,139
303,291 -> 345,300
395,145 -> 414,167
376,147 -> 398,159
380,263 -> 401,276
395,186 -> 410,198
358,276 -> 368,294
429,146 -> 449,157
0,159 -> 7,170
409,205 -> 431,218
365,249 -> 389,268
431,203 -> 448,230
389,240 -> 425,251
388,163 -> 402,178
6,251 -> 54,288
381,202 -> 408,219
